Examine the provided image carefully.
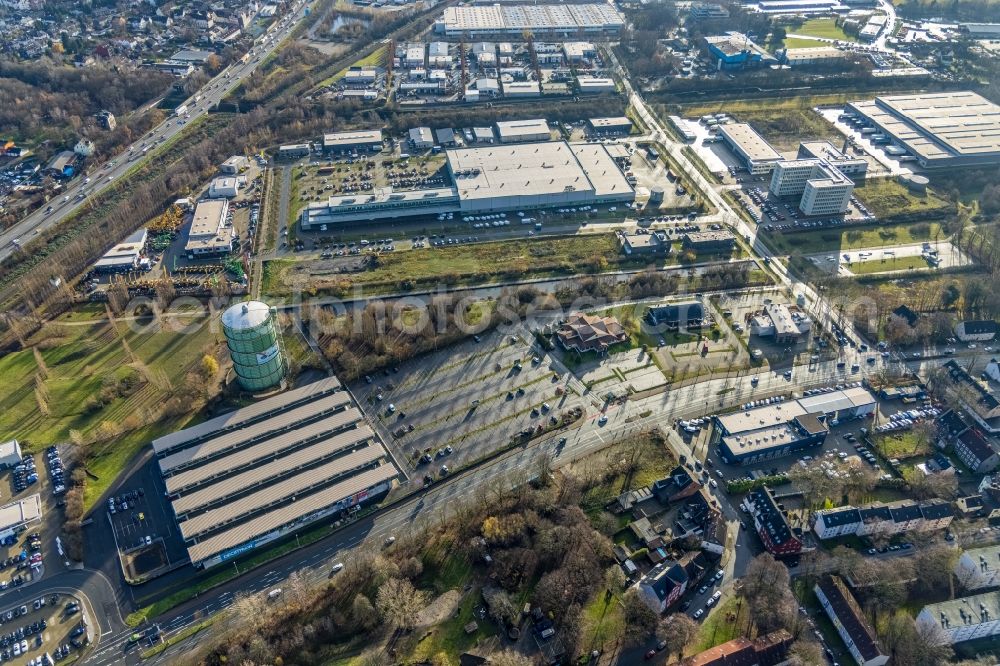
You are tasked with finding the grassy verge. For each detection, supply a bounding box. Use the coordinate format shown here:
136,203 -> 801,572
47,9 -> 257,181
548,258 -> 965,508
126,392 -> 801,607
849,255 -> 933,275
766,221 -> 945,255
694,596 -> 747,651
791,17 -> 856,41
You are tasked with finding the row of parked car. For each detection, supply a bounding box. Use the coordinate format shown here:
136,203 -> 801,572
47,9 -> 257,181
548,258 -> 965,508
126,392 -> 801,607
12,458 -> 37,494
45,447 -> 64,496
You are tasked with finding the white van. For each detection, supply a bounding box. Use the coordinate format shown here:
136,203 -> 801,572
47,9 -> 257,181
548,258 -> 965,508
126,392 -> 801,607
267,588 -> 282,600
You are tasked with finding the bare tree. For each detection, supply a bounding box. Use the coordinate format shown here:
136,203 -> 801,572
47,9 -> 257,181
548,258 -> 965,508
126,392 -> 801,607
656,613 -> 699,660
375,577 -> 426,631
786,639 -> 824,666
490,649 -> 534,666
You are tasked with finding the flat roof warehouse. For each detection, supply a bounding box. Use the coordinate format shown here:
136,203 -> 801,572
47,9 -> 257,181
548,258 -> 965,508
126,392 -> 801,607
300,140 -> 635,228
154,378 -> 398,569
847,91 -> 1000,168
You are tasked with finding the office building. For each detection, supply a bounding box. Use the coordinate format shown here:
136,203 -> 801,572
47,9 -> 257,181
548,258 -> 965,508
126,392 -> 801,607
769,159 -> 854,215
815,576 -> 888,666
154,378 -> 397,569
322,130 -> 383,154
847,92 -> 1000,169
208,177 -> 240,199
495,119 -> 550,143
798,141 -> 868,176
619,230 -> 671,256
917,591 -> 1000,644
682,230 -> 736,253
588,117 -> 632,135
408,127 -> 434,149
220,156 -> 248,175
718,123 -> 783,174
185,199 -> 234,258
689,2 -> 730,19
436,4 -> 625,37
277,144 -> 311,159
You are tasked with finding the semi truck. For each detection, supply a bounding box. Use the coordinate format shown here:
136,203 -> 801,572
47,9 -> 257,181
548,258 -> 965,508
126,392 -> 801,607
175,104 -> 188,116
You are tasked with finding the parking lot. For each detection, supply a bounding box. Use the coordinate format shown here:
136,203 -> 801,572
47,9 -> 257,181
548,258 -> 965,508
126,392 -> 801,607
105,464 -> 181,581
0,594 -> 89,665
351,328 -> 586,480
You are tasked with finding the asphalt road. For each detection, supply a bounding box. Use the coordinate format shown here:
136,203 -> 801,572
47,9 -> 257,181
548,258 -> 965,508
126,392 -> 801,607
0,0 -> 309,263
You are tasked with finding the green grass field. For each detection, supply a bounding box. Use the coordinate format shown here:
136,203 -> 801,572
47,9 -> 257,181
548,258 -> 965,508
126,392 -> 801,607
767,222 -> 945,255
849,255 -> 933,275
875,430 -> 932,459
783,37 -> 829,48
262,234 -> 667,297
853,179 -> 952,218
695,597 -> 748,652
793,17 -> 857,42
0,304 -> 225,509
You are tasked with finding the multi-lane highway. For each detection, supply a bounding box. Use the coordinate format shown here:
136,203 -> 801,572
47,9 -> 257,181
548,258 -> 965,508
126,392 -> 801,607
0,0 -> 309,264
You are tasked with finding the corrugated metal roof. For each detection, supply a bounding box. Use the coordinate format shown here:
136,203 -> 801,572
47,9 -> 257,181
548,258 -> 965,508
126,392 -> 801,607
186,464 -> 397,564
171,429 -> 376,514
152,377 -> 341,455
165,422 -> 373,495
178,444 -> 387,540
158,395 -> 354,473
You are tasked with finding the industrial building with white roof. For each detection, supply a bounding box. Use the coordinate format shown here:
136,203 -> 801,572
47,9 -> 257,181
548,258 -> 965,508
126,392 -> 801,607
846,91 -> 1000,169
436,4 -> 625,37
300,140 -> 634,228
718,123 -> 784,174
154,377 -> 398,569
712,387 -> 876,465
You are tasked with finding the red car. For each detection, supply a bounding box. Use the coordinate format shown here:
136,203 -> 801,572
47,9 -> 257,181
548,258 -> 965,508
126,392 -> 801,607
644,649 -> 657,660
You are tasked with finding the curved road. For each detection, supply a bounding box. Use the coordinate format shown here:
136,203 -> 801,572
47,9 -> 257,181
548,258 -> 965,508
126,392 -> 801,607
0,0 -> 309,263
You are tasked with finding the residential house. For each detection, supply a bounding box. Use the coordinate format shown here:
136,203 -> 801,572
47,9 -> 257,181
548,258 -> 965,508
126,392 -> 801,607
917,591 -> 1000,644
680,629 -> 792,666
955,494 -> 986,519
955,544 -> 1000,591
940,360 -> 1000,434
815,576 -> 888,666
746,487 -> 804,556
954,428 -> 1000,473
652,466 -> 702,504
813,499 -> 953,540
955,320 -> 997,342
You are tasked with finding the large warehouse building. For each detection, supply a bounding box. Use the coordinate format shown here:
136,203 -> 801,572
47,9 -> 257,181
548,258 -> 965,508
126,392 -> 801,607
436,4 -> 625,37
713,387 -> 875,465
154,378 -> 398,569
300,141 -> 634,228
846,91 -> 1000,169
